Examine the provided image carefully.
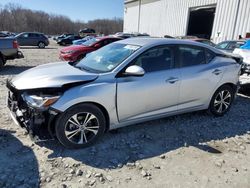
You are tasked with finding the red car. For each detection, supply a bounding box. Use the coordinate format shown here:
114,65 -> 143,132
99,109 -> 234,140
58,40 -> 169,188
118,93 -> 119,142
59,36 -> 122,62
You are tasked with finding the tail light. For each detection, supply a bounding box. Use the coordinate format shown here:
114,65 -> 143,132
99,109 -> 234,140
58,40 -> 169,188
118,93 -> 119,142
13,40 -> 19,49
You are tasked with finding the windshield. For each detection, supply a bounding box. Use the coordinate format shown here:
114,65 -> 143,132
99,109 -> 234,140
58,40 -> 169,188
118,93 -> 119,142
82,38 -> 100,46
76,43 -> 140,73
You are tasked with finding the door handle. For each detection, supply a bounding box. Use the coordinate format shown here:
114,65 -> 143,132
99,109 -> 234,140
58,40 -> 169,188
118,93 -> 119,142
212,69 -> 222,75
166,77 -> 179,84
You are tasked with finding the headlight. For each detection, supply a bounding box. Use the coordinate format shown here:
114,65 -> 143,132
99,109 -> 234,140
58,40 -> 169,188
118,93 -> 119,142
22,93 -> 60,109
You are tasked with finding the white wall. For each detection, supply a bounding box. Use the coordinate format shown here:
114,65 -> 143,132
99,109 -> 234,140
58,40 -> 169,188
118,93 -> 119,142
124,0 -> 250,43
123,1 -> 140,33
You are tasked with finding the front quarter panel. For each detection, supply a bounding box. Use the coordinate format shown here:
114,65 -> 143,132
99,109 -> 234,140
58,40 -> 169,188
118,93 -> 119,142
51,80 -> 118,127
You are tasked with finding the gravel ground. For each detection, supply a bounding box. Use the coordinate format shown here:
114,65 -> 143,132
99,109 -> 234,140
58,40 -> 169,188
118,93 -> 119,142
0,40 -> 250,188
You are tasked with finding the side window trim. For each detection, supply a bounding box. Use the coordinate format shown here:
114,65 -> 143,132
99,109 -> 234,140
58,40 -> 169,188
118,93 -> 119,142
116,44 -> 177,77
205,49 -> 216,64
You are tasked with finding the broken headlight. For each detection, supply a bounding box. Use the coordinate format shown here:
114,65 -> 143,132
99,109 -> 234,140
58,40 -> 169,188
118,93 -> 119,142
22,93 -> 60,109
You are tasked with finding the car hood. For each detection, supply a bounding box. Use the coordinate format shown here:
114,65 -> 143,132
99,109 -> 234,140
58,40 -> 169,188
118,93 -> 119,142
10,62 -> 98,90
61,45 -> 93,52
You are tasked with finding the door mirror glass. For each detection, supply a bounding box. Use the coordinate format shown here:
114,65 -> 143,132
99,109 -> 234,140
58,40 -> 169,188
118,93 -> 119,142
124,65 -> 145,76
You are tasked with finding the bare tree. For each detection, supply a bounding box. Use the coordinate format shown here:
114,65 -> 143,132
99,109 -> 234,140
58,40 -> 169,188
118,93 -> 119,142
0,3 -> 123,35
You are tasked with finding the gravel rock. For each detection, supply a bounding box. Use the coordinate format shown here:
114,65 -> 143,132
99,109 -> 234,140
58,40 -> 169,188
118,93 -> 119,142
87,179 -> 96,186
45,177 -> 51,183
159,154 -> 166,159
106,175 -> 113,182
76,169 -> 83,176
69,169 -> 75,174
61,184 -> 67,188
215,159 -> 225,168
94,173 -> 103,178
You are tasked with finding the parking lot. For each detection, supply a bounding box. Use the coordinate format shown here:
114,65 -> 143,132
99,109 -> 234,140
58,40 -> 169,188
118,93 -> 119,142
0,40 -> 250,188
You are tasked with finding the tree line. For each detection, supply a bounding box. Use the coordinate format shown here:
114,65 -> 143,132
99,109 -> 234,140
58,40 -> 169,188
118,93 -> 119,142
0,3 -> 123,35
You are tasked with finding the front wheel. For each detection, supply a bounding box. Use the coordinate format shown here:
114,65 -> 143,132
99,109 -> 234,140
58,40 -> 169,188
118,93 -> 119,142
209,85 -> 235,116
55,104 -> 106,149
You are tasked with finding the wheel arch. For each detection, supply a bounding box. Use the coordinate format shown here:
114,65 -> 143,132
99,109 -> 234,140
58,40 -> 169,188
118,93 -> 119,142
209,82 -> 237,106
50,101 -> 110,136
218,82 -> 237,92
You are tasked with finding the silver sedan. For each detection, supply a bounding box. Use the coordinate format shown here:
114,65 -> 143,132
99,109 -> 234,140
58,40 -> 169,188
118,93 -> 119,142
7,38 -> 241,148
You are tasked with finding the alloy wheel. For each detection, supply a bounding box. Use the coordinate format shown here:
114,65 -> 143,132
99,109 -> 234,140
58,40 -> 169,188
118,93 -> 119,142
214,90 -> 232,113
64,112 -> 100,144
38,42 -> 45,48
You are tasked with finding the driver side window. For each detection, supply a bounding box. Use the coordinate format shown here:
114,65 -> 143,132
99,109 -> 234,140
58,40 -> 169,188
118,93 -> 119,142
132,46 -> 174,73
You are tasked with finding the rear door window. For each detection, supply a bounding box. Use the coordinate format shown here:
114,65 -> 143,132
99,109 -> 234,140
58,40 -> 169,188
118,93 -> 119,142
216,42 -> 229,49
178,45 -> 206,67
227,41 -> 245,50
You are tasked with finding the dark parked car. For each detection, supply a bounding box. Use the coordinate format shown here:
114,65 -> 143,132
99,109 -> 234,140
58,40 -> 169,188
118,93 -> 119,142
0,32 -> 9,38
79,28 -> 96,37
216,40 -> 246,53
54,33 -> 74,41
57,35 -> 82,46
15,32 -> 49,48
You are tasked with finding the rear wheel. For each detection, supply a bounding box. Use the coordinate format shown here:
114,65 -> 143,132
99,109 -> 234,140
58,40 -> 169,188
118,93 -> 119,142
38,42 -> 45,48
209,85 -> 235,116
55,104 -> 106,149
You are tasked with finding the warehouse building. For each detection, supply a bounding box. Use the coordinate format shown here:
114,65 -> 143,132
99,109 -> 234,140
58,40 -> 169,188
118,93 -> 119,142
124,0 -> 250,43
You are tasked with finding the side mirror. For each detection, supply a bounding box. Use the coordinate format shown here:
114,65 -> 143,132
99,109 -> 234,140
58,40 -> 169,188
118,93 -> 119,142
124,65 -> 145,77
94,43 -> 101,48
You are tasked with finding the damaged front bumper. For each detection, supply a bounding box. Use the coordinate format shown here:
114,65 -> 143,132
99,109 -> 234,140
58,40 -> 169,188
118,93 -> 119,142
6,82 -> 59,142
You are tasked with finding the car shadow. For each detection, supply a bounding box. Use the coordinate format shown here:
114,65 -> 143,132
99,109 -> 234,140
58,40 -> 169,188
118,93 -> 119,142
0,129 -> 39,188
239,84 -> 250,96
39,95 -> 250,169
20,47 -> 57,50
0,65 -> 34,75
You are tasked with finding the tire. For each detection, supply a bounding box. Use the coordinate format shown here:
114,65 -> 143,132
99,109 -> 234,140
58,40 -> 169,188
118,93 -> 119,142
209,85 -> 235,116
0,55 -> 5,68
61,42 -> 66,46
55,103 -> 106,149
38,42 -> 45,48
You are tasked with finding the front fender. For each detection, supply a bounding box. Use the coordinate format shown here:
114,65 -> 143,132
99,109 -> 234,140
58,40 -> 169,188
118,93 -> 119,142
51,82 -> 118,126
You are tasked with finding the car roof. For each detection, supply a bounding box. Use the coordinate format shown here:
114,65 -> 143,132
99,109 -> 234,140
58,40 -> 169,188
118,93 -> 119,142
117,37 -> 222,54
191,38 -> 209,41
96,36 -> 122,40
218,40 -> 246,43
18,32 -> 44,35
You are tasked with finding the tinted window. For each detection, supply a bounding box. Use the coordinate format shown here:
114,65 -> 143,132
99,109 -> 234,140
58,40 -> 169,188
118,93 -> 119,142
216,42 -> 229,49
205,50 -> 215,63
29,33 -> 40,38
178,46 -> 206,67
22,33 -> 29,38
133,46 -> 174,73
227,41 -> 245,50
102,39 -> 110,46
